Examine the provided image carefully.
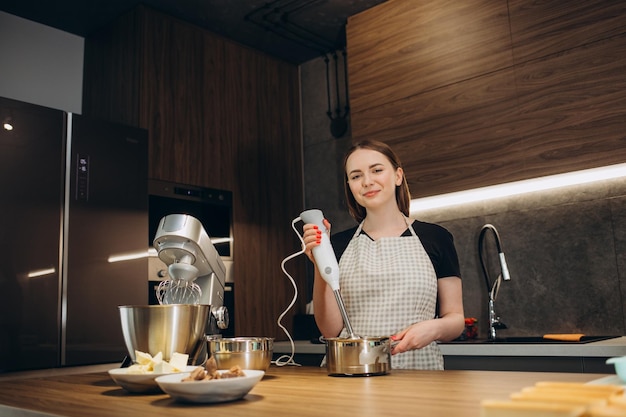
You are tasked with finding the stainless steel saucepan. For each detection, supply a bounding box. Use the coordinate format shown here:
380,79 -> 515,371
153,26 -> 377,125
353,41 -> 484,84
325,336 -> 391,376
324,290 -> 392,376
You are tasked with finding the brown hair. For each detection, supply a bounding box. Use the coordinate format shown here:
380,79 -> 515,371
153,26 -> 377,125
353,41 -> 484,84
343,140 -> 411,223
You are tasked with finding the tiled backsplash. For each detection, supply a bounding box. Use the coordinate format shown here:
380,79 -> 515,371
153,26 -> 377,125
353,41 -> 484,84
420,177 -> 626,339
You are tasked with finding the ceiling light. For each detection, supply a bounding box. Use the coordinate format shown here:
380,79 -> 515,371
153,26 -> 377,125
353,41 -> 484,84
109,238 -> 231,263
410,163 -> 626,214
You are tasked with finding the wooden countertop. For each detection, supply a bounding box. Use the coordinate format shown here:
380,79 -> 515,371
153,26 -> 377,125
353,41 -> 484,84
0,365 -> 612,417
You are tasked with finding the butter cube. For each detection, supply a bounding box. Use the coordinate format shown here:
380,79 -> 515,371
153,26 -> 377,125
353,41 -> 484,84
153,360 -> 176,374
169,352 -> 189,371
135,350 -> 153,366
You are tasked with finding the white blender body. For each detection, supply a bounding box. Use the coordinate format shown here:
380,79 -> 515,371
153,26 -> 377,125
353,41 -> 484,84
153,214 -> 228,334
299,209 -> 358,339
299,209 -> 340,291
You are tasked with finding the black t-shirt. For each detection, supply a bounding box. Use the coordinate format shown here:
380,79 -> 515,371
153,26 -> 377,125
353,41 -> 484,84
330,220 -> 461,279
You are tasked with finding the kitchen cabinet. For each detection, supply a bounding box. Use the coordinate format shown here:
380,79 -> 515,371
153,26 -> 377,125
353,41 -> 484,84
82,5 -> 307,339
440,337 -> 626,373
443,356 -> 611,373
345,0 -> 626,198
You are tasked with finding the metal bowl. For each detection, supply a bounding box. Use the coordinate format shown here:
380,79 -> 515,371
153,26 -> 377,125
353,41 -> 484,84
118,304 -> 210,364
207,337 -> 273,371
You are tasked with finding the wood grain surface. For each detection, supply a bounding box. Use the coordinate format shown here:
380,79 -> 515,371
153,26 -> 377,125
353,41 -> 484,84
346,0 -> 626,198
0,366 -> 609,417
82,6 -> 307,339
508,0 -> 626,64
347,0 -> 512,114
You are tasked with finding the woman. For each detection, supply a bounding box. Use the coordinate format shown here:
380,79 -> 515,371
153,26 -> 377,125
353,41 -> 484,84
303,140 -> 464,370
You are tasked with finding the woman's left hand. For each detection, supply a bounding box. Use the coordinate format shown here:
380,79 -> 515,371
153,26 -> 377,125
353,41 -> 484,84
391,277 -> 465,354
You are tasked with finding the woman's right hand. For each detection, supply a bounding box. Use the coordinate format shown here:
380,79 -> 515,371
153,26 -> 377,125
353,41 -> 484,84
302,219 -> 331,263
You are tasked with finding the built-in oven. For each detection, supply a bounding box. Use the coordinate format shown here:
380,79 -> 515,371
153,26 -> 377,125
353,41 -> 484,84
147,179 -> 235,336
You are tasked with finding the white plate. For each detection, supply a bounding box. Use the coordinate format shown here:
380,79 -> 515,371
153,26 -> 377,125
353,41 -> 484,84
108,366 -> 199,393
155,369 -> 265,403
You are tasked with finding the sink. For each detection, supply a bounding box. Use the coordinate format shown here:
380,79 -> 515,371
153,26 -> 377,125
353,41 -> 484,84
444,335 -> 620,344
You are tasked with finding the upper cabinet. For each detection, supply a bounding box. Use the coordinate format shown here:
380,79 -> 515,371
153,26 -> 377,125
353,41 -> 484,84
83,6 -> 302,192
346,0 -> 626,198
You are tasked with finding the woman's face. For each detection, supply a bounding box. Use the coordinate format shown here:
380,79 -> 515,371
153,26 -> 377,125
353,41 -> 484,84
345,148 -> 403,211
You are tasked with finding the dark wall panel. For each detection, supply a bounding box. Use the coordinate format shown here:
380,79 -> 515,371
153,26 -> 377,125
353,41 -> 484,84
83,6 -> 306,339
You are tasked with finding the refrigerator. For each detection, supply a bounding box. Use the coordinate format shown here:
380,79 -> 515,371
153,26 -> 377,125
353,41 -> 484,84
0,96 -> 148,371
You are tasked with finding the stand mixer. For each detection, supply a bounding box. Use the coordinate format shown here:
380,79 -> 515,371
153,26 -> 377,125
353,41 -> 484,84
153,214 -> 229,335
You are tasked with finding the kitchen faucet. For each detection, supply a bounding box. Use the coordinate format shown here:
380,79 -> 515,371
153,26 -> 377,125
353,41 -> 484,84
478,224 -> 511,340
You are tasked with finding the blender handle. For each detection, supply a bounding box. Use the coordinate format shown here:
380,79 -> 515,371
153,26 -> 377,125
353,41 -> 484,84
300,209 -> 340,291
300,209 -> 359,339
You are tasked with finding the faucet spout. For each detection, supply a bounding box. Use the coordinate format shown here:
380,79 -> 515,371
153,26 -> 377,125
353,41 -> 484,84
479,224 -> 511,340
479,224 -> 511,282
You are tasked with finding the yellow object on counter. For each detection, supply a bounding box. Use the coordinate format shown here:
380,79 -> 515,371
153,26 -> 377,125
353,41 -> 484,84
534,382 -> 624,394
481,400 -> 585,416
542,334 -> 585,342
588,405 -> 626,416
510,391 -> 608,407
481,381 -> 626,417
609,395 -> 626,407
528,383 -> 625,398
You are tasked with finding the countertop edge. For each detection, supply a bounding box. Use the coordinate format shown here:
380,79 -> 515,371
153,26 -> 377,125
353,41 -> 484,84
273,336 -> 626,357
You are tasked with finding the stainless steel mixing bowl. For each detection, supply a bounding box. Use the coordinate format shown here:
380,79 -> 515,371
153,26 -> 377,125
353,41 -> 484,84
118,304 -> 210,364
207,337 -> 273,371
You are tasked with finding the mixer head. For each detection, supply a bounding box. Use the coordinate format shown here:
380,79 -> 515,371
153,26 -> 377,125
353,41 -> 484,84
153,215 -> 225,278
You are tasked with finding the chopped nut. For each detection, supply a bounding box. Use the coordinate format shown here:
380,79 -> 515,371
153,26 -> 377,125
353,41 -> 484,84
205,356 -> 218,374
181,357 -> 246,382
181,366 -> 206,381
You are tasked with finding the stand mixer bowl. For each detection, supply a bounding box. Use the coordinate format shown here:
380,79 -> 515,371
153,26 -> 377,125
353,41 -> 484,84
118,304 -> 210,364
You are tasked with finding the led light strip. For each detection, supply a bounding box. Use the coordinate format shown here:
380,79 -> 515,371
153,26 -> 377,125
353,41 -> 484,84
410,163 -> 626,214
107,237 -> 233,263
27,268 -> 56,278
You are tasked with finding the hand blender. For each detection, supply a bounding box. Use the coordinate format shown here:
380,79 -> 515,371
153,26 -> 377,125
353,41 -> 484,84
300,209 -> 359,339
